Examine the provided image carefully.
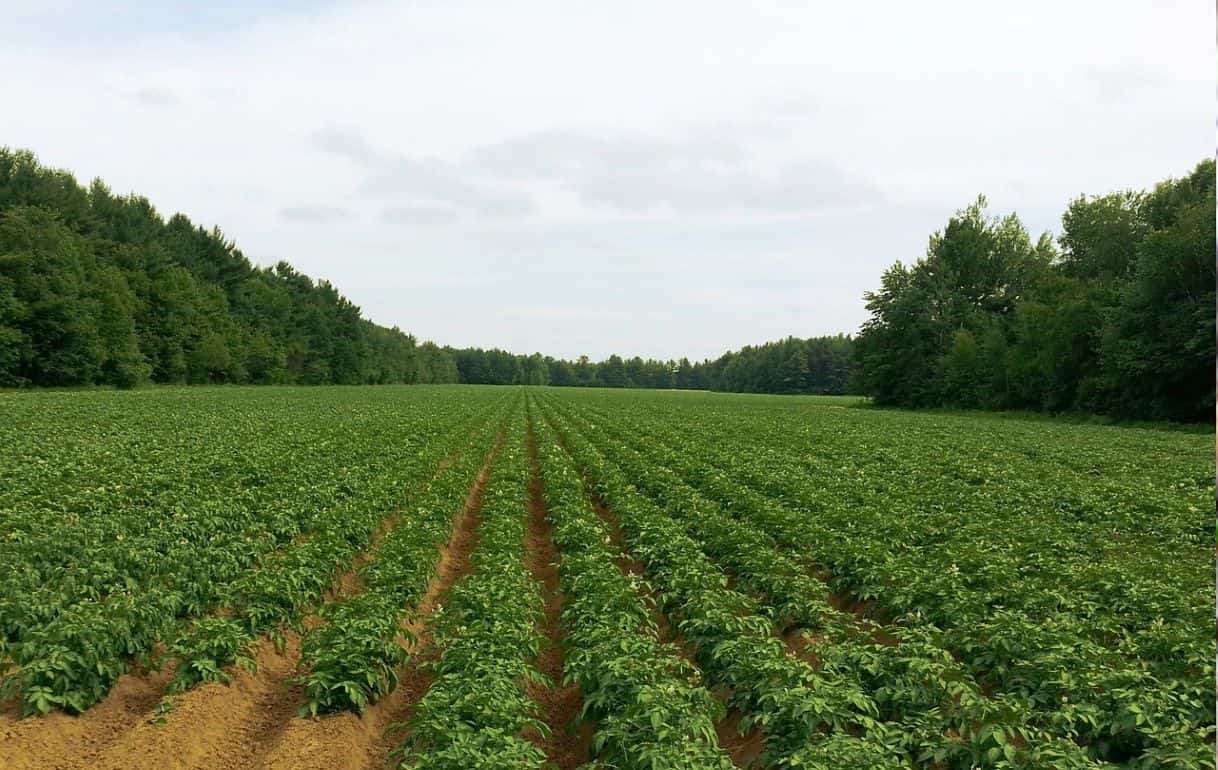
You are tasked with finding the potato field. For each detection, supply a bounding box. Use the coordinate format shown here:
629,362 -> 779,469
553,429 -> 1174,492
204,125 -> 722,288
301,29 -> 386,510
0,385 -> 1212,770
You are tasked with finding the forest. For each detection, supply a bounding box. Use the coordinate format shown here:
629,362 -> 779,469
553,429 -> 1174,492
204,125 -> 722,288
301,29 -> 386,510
0,149 -> 458,388
449,334 -> 854,394
855,159 -> 1214,423
1,147 -> 1212,420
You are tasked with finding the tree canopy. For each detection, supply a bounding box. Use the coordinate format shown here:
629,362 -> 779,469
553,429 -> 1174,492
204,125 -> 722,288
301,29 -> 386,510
855,160 -> 1214,422
0,149 -> 458,387
447,336 -> 855,396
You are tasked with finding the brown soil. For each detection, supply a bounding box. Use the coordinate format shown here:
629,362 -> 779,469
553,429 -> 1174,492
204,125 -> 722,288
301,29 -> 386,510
822,593 -> 900,647
83,632 -> 307,770
783,628 -> 823,667
0,660 -> 175,770
715,707 -> 767,767
523,422 -> 592,769
0,436 -> 497,770
827,591 -> 878,620
325,564 -> 367,603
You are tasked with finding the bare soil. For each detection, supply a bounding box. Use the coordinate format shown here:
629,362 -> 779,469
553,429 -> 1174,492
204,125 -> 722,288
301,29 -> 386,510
523,423 -> 592,769
0,659 -> 175,770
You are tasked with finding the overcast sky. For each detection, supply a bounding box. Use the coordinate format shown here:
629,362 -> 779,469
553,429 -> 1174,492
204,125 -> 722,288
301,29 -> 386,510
2,0 -> 1211,360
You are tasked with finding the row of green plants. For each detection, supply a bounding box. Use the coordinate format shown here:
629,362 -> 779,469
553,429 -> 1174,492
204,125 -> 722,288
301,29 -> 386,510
538,401 -> 909,769
393,416 -> 550,769
0,387 -> 507,715
558,390 -> 1214,769
549,397 -> 1106,769
668,407 -> 1207,768
529,401 -> 735,769
297,405 -> 510,714
1,393 -> 376,647
170,402 -> 501,697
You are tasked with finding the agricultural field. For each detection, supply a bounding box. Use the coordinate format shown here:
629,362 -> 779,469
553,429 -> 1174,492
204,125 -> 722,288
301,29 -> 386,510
0,385 -> 1212,770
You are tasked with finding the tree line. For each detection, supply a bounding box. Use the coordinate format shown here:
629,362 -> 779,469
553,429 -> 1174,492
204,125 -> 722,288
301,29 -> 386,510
855,159 -> 1214,423
0,148 -> 458,387
2,147 -> 1212,421
449,335 -> 854,394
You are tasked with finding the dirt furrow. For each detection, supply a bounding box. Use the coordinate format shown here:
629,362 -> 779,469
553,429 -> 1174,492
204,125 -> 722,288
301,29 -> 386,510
72,479 -> 436,770
523,423 -> 592,769
258,434 -> 500,770
541,411 -> 747,764
0,661 -> 175,770
572,470 -> 755,768
83,632 -> 305,770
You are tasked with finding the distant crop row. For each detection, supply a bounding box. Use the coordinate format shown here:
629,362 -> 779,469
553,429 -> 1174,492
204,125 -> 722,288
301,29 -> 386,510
531,407 -> 734,768
299,407 -> 506,715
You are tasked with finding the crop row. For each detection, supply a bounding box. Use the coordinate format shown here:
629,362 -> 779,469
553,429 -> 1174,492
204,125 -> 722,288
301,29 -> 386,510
1,391 -> 407,638
298,402 -> 510,714
393,414 -> 550,769
619,396 -> 1209,644
0,387 -> 509,715
546,397 -> 1106,769
529,400 -> 735,769
554,393 -> 1213,769
537,399 -> 914,769
171,398 -> 504,699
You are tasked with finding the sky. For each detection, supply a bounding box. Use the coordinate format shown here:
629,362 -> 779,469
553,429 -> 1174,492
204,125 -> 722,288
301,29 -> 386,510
1,0 -> 1212,361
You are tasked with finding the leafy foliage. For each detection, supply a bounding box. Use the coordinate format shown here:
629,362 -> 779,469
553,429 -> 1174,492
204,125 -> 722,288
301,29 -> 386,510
856,161 -> 1214,422
0,385 -> 504,714
0,148 -> 459,387
532,406 -> 733,768
297,411 -> 507,714
545,387 -> 1214,768
1,385 -> 1210,769
395,417 -> 549,769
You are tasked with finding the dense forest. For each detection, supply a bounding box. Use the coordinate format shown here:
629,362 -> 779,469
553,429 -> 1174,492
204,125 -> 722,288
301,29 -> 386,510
0,149 -> 459,387
449,335 -> 854,394
855,159 -> 1214,423
2,148 -> 1213,421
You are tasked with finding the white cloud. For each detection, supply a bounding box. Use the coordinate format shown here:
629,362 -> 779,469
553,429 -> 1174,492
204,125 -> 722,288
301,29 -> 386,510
280,205 -> 351,223
128,85 -> 178,108
380,204 -> 459,226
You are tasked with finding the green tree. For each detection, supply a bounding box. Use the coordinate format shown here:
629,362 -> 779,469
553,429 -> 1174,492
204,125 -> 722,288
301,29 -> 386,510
1101,160 -> 1215,421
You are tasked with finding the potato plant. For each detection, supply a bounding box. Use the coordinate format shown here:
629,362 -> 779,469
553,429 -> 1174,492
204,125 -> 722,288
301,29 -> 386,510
546,389 -> 1214,769
531,407 -> 734,769
297,408 -> 508,714
1,385 -> 1210,770
0,387 -> 507,714
552,398 -> 1104,768
540,401 -> 912,768
168,401 -> 493,694
394,418 -> 549,769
